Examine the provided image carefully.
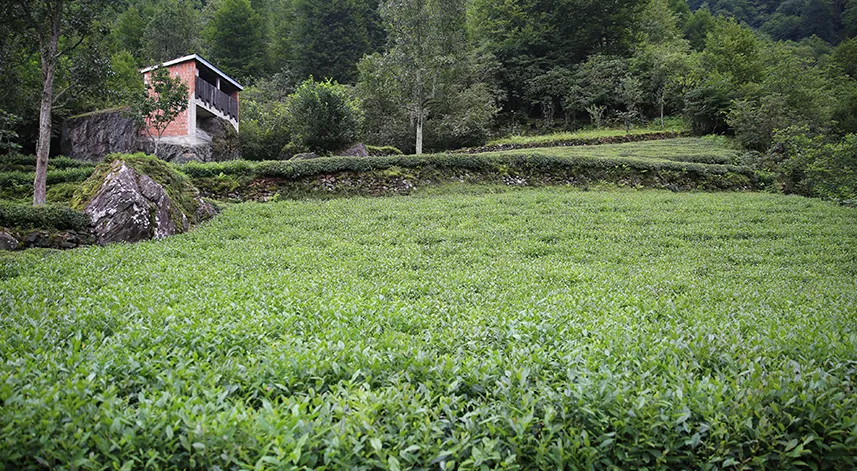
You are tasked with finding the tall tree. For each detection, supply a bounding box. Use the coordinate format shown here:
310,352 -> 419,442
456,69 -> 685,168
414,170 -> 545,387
13,0 -> 107,206
203,0 -> 267,82
373,0 -> 468,154
289,0 -> 373,83
143,0 -> 201,63
469,0 -> 647,116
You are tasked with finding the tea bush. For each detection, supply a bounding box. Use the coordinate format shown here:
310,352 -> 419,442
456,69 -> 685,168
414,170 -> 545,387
0,201 -> 89,231
1,189 -> 856,468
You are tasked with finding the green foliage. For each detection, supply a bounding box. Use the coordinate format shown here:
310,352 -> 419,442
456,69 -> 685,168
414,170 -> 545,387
288,0 -> 375,84
488,121 -> 689,146
683,76 -> 735,134
0,153 -> 96,201
469,0 -> 648,117
358,1 -> 499,153
366,145 -> 403,156
286,78 -> 362,154
112,4 -> 146,60
1,188 -> 856,467
102,51 -> 146,108
831,38 -> 857,80
0,201 -> 89,231
238,74 -> 295,161
202,0 -> 267,82
683,8 -> 717,50
699,19 -> 765,85
767,127 -> 857,201
181,138 -> 755,196
0,110 -> 22,154
142,0 -> 201,63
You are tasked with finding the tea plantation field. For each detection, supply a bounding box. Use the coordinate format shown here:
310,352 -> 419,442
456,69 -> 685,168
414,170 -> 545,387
2,188 -> 856,469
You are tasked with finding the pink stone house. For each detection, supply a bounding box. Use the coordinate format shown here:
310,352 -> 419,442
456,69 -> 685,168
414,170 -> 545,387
140,54 -> 243,139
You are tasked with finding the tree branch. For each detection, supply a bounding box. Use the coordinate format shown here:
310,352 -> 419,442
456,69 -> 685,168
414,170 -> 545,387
56,33 -> 87,59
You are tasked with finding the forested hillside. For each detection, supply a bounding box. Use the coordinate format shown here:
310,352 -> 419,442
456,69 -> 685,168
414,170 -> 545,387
2,0 -> 856,200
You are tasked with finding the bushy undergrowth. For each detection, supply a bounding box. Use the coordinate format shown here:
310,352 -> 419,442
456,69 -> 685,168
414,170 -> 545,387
1,189 -> 856,468
366,145 -> 403,156
0,201 -> 89,231
763,127 -> 857,203
0,154 -> 96,202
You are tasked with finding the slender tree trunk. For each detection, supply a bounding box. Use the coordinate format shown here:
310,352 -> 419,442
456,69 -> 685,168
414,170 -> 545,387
33,24 -> 60,206
660,89 -> 665,129
415,112 -> 423,155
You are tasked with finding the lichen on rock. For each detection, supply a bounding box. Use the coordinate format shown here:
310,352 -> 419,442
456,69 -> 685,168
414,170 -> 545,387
73,154 -> 217,245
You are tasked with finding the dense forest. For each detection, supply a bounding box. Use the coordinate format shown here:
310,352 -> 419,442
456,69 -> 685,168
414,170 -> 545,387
2,0 -> 856,198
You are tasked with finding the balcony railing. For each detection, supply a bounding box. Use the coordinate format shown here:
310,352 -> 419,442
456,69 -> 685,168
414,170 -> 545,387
195,77 -> 238,121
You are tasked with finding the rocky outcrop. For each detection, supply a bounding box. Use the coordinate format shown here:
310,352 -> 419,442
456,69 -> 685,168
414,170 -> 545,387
198,117 -> 240,161
137,137 -> 214,164
83,160 -> 215,245
0,228 -> 94,251
63,108 -> 241,163
292,152 -> 319,160
61,108 -> 137,162
338,143 -> 369,157
0,231 -> 19,251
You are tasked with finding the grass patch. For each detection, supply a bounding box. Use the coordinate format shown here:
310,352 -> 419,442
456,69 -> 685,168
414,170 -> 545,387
1,188 -> 856,468
487,119 -> 689,147
499,137 -> 743,165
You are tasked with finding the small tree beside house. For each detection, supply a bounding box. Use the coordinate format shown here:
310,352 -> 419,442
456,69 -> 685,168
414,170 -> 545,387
128,66 -> 189,155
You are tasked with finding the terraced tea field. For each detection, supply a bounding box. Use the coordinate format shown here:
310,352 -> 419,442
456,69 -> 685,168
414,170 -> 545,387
2,188 -> 856,469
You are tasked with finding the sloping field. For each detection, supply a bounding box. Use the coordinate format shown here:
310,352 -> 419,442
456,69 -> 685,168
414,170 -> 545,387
2,188 -> 856,468
497,137 -> 742,165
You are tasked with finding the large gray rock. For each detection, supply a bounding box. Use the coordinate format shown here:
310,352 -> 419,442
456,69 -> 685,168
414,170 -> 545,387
61,109 -> 137,162
0,231 -> 19,251
137,137 -> 213,164
198,117 -> 240,161
339,143 -> 369,157
138,116 -> 240,164
83,160 -> 214,245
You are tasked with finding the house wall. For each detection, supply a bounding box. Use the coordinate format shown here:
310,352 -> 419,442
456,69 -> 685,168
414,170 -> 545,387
142,62 -> 197,138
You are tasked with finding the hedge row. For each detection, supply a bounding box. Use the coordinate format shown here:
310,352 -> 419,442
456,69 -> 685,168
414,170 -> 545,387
0,154 -> 95,171
0,166 -> 96,187
182,152 -> 757,182
0,201 -> 90,231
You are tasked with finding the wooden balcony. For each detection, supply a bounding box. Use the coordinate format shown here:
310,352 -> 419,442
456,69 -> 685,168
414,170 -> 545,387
195,77 -> 238,121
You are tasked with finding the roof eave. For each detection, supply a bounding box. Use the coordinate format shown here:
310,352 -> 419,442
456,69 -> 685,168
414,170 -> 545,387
139,54 -> 244,91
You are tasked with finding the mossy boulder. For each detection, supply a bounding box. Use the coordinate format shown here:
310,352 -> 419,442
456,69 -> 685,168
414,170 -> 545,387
73,154 -> 216,245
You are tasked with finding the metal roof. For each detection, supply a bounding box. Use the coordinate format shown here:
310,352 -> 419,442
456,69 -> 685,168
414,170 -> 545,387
139,54 -> 244,91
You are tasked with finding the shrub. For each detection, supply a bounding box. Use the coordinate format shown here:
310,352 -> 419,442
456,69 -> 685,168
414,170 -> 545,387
286,78 -> 362,154
684,76 -> 734,135
0,201 -> 89,231
366,145 -> 403,156
727,94 -> 799,152
767,127 -> 857,201
239,78 -> 293,161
